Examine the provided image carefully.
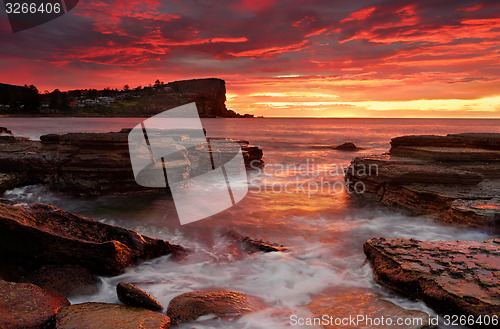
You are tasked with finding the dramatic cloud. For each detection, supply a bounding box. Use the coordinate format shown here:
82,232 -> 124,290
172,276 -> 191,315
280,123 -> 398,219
0,0 -> 499,117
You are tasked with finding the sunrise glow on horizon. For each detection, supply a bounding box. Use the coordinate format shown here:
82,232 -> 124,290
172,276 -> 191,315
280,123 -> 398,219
1,0 -> 499,118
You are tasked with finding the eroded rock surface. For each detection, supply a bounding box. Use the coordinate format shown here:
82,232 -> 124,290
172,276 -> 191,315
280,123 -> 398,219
21,265 -> 98,298
364,237 -> 500,328
307,287 -> 435,329
0,199 -> 184,275
346,133 -> 500,226
166,78 -> 228,118
117,281 -> 163,312
0,279 -> 70,329
55,302 -> 171,329
0,172 -> 26,194
0,129 -> 263,195
335,142 -> 360,151
166,289 -> 267,324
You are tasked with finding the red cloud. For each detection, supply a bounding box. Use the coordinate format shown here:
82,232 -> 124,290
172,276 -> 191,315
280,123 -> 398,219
0,0 -> 499,118
340,7 -> 376,23
227,41 -> 309,58
456,4 -> 483,12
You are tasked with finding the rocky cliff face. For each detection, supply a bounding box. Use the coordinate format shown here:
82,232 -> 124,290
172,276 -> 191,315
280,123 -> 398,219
166,78 -> 228,117
122,78 -> 241,118
1,78 -> 253,118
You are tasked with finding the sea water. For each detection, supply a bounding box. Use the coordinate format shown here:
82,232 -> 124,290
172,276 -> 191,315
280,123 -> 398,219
2,117 -> 499,328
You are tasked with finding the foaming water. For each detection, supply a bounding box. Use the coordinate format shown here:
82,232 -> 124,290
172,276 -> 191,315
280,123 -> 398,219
2,118 -> 498,328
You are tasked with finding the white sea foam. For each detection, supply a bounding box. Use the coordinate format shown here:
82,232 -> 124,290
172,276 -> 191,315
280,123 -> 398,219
2,118 -> 497,328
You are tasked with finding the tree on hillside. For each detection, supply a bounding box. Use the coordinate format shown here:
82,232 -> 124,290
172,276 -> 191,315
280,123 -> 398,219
154,79 -> 164,88
49,89 -> 70,112
24,85 -> 41,111
87,89 -> 99,98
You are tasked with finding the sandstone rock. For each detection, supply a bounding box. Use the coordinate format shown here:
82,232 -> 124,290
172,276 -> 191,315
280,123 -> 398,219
225,230 -> 286,253
391,133 -> 500,151
117,281 -> 163,311
307,288 -> 436,329
166,289 -> 267,324
364,237 -> 500,328
55,302 -> 171,329
0,199 -> 184,275
0,279 -> 70,329
0,172 -> 27,194
345,133 -> 500,226
335,142 -> 359,151
0,129 -> 263,195
166,78 -> 227,117
21,265 -> 98,298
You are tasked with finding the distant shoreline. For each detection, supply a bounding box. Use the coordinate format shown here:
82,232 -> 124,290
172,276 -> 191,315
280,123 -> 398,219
1,114 -> 499,120
0,114 -> 260,118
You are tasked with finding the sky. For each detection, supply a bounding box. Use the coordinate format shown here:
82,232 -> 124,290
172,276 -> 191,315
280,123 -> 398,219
1,0 -> 499,118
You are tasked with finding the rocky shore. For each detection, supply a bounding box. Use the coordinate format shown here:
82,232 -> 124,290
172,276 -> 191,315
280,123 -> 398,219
0,197 -> 180,328
348,133 -> 500,327
0,199 -> 184,280
364,238 -> 499,329
0,127 -> 269,327
0,198 -> 282,328
1,78 -> 254,118
2,130 -> 498,327
346,133 -> 500,227
0,129 -> 263,195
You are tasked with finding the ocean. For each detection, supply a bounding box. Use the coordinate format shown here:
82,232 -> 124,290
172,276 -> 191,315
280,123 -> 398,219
2,117 -> 499,328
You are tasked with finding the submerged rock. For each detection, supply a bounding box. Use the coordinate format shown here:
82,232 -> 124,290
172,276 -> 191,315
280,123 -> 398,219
311,142 -> 362,151
0,199 -> 184,275
225,230 -> 286,253
55,302 -> 171,329
166,289 -> 267,324
0,279 -> 70,329
335,142 -> 360,151
21,265 -> 98,298
364,237 -> 500,327
345,133 -> 500,226
117,281 -> 163,312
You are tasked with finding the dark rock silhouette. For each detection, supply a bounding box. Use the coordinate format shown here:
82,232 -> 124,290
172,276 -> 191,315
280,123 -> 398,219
166,78 -> 228,117
117,281 -> 163,312
334,142 -> 359,151
0,127 -> 12,135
